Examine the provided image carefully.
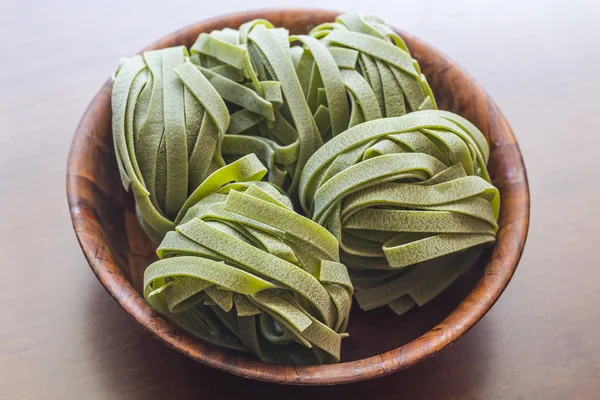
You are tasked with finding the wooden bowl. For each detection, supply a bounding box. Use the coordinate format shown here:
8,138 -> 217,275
66,8 -> 530,385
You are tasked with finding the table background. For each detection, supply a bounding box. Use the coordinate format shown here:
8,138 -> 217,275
2,0 -> 599,398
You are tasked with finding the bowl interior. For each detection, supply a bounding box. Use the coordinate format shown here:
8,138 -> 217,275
67,9 -> 529,385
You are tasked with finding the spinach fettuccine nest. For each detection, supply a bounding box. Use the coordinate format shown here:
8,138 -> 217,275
112,45 -> 230,243
298,111 -> 499,315
144,155 -> 352,365
110,12 -> 500,365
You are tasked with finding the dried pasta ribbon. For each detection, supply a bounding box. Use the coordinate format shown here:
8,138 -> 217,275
310,12 -> 437,117
112,48 -> 230,242
144,155 -> 352,365
298,110 -> 499,314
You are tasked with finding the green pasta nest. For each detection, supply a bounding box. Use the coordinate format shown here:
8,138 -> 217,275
298,111 -> 499,315
144,155 -> 352,364
111,12 -> 499,365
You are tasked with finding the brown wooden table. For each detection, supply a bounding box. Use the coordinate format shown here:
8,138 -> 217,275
2,1 -> 599,398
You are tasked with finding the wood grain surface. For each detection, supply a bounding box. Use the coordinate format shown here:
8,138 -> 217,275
2,0 -> 599,398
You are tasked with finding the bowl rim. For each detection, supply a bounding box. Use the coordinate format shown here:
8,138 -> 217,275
66,8 -> 530,386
